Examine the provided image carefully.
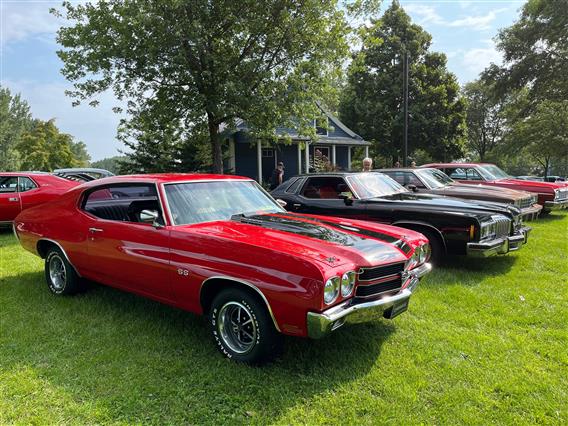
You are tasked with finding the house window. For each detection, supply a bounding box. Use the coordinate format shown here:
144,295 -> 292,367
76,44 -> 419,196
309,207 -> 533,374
315,117 -> 328,136
262,149 -> 274,158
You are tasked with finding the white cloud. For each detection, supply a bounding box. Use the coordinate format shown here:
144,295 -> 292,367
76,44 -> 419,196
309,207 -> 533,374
403,4 -> 444,25
448,8 -> 508,31
462,41 -> 502,75
3,79 -> 125,160
0,1 -> 63,46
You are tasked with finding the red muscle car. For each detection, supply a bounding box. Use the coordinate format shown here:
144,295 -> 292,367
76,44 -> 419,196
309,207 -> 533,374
0,172 -> 79,226
14,174 -> 431,364
422,163 -> 568,213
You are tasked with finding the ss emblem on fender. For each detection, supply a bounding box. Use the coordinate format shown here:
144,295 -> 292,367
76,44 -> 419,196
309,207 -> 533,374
177,268 -> 189,276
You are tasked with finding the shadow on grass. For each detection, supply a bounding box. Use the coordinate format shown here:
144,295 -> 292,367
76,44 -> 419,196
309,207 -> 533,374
534,211 -> 568,222
1,270 -> 395,423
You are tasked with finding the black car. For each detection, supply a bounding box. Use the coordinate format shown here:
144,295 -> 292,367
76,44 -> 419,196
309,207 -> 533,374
271,172 -> 530,263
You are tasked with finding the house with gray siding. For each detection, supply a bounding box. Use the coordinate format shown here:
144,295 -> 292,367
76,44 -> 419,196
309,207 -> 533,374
224,103 -> 370,184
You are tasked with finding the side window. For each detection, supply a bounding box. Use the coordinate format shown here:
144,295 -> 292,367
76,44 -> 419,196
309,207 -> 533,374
466,168 -> 483,181
83,184 -> 163,224
18,177 -> 37,192
285,177 -> 304,193
448,168 -> 466,179
385,171 -> 405,185
406,173 -> 426,188
301,177 -> 349,199
0,177 -> 18,193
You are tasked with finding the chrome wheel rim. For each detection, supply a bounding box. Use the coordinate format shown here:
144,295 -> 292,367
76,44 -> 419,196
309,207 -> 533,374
218,301 -> 257,354
49,255 -> 66,291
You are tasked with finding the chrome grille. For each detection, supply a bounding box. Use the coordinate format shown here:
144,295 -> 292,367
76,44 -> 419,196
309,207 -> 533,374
519,197 -> 533,209
356,262 -> 406,299
492,215 -> 511,238
557,189 -> 568,201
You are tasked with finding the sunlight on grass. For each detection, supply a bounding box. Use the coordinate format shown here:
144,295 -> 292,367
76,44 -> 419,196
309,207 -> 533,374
0,212 -> 567,424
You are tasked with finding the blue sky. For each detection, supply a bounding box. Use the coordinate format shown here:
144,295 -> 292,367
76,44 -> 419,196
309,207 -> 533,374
1,0 -> 524,161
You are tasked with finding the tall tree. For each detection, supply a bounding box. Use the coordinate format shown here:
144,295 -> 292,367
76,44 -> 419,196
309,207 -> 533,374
17,119 -> 84,171
0,87 -> 33,171
340,1 -> 466,163
484,0 -> 568,107
53,0 -> 354,173
463,79 -> 504,161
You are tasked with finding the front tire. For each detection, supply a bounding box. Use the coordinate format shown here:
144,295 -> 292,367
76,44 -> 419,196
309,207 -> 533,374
209,288 -> 283,364
45,247 -> 83,295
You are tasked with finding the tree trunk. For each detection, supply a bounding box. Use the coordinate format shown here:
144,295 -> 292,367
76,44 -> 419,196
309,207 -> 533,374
208,114 -> 223,174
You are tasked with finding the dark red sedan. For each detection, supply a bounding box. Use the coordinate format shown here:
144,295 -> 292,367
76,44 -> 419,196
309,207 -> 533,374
14,174 -> 432,364
0,172 -> 79,226
422,163 -> 568,213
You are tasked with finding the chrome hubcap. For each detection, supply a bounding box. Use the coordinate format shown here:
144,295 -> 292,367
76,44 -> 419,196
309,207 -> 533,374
218,301 -> 257,354
49,255 -> 66,291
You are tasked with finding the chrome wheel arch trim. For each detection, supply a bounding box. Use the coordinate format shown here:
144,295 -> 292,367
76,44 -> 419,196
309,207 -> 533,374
200,275 -> 281,332
36,238 -> 82,277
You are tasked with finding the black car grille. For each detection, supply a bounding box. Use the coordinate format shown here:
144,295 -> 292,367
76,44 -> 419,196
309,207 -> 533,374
355,277 -> 403,298
358,262 -> 405,281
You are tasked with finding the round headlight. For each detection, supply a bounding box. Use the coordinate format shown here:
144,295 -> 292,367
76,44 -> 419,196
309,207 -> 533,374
324,277 -> 340,305
341,271 -> 356,297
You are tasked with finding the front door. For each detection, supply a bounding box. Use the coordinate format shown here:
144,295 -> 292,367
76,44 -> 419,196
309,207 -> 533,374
0,176 -> 22,222
80,183 -> 173,301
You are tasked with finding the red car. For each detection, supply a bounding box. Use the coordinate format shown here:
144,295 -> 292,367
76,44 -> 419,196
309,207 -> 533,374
14,174 -> 432,364
422,163 -> 568,213
0,172 -> 79,226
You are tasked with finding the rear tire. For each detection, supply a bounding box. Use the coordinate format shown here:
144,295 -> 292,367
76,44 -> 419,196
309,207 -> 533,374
45,247 -> 83,295
209,288 -> 283,364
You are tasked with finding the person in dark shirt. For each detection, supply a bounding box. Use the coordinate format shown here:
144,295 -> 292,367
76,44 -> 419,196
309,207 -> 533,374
270,162 -> 285,190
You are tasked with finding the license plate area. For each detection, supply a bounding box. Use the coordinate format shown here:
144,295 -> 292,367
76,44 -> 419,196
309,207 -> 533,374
383,298 -> 409,319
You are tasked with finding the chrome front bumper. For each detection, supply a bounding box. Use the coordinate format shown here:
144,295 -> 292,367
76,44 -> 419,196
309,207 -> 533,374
306,263 -> 431,339
520,204 -> 542,221
544,199 -> 568,211
467,226 -> 531,257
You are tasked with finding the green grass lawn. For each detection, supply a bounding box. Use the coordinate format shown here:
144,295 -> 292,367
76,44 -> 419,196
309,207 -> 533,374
1,213 -> 567,425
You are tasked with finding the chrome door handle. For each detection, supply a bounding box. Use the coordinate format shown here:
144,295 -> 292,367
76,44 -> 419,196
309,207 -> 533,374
8,197 -> 19,202
293,203 -> 302,208
89,227 -> 103,233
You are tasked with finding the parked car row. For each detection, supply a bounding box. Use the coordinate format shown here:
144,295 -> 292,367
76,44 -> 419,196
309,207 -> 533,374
6,163 -> 567,364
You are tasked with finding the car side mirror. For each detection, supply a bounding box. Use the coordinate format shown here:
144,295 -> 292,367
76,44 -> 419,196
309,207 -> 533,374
140,209 -> 164,228
276,199 -> 287,208
406,184 -> 418,192
339,193 -> 354,206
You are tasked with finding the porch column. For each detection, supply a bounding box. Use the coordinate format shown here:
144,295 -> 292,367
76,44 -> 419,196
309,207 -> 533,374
365,146 -> 369,158
331,144 -> 336,166
297,142 -> 302,175
257,140 -> 262,184
228,139 -> 236,173
347,146 -> 352,170
305,142 -> 310,173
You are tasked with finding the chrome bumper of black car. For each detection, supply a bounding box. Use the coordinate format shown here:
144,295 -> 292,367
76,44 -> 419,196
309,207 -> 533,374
467,227 -> 531,257
544,199 -> 568,212
520,204 -> 542,221
306,263 -> 431,339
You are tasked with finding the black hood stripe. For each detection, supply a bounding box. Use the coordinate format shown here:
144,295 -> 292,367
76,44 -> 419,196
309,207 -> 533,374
276,213 -> 413,255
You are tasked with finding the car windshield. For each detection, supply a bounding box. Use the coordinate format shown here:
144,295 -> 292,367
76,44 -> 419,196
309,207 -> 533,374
164,180 -> 283,225
416,168 -> 454,189
479,164 -> 510,179
347,173 -> 407,199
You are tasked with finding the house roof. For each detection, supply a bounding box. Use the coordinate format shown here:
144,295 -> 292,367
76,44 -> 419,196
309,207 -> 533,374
225,103 -> 370,146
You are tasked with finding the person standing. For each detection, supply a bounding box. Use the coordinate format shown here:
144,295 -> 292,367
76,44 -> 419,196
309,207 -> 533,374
362,157 -> 373,172
270,161 -> 285,190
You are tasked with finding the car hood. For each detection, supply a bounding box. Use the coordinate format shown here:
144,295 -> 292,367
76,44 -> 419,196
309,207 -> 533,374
176,213 -> 416,268
369,192 -> 519,217
437,183 -> 529,200
498,178 -> 567,191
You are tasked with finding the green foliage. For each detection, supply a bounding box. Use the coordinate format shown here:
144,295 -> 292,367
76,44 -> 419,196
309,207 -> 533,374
1,213 -> 567,424
463,79 -> 505,161
0,86 -> 33,171
90,156 -> 126,174
485,0 -> 568,107
53,0 -> 352,173
340,2 -> 466,164
16,119 -> 87,171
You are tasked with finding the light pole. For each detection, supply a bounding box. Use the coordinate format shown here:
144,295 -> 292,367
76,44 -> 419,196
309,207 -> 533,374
402,50 -> 409,167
